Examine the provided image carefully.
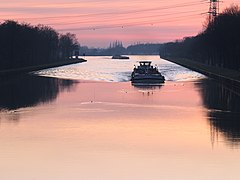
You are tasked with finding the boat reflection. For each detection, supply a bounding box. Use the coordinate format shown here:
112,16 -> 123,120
0,75 -> 76,111
197,79 -> 240,146
132,84 -> 163,90
132,84 -> 163,97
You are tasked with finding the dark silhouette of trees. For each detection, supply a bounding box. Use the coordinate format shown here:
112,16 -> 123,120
59,33 -> 79,60
160,5 -> 240,70
79,43 -> 162,56
0,74 -> 75,110
105,41 -> 126,55
127,43 -> 162,55
0,20 -> 79,71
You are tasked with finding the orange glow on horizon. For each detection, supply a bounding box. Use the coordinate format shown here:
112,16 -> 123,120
0,0 -> 239,47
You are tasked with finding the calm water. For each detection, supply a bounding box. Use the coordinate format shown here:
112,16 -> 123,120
0,55 -> 240,180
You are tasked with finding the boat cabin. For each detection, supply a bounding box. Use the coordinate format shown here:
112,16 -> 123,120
139,61 -> 152,67
134,61 -> 159,74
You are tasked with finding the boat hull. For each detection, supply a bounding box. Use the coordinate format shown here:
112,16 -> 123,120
112,55 -> 129,59
131,75 -> 165,84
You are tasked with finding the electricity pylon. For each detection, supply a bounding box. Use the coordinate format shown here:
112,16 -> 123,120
209,0 -> 220,22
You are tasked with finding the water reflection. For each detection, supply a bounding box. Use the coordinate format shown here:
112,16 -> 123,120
0,75 -> 76,111
132,84 -> 163,90
197,79 -> 240,146
132,84 -> 163,96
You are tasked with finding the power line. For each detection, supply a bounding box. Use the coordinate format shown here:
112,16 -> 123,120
47,10 -> 204,26
2,1 -> 207,21
0,0 -> 208,35
56,13 -> 203,32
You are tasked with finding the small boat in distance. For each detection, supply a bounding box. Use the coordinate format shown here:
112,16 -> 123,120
131,61 -> 165,84
112,55 -> 129,59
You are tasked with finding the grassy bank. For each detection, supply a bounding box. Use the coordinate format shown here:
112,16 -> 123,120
0,58 -> 87,76
162,56 -> 240,89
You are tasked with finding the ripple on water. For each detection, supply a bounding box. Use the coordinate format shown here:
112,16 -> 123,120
35,56 -> 205,82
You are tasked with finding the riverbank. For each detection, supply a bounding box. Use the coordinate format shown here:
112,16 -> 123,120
162,56 -> 240,89
0,58 -> 87,76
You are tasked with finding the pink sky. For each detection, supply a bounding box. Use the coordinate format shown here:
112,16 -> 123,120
0,0 -> 239,47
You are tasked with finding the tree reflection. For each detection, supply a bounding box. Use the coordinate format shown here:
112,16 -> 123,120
197,79 -> 240,146
0,74 -> 76,110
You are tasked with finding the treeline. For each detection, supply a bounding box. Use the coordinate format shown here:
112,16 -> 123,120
0,20 -> 79,71
104,40 -> 126,55
160,5 -> 240,70
127,43 -> 163,55
79,42 -> 162,56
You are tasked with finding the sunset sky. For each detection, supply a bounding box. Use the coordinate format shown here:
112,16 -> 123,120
0,0 -> 239,47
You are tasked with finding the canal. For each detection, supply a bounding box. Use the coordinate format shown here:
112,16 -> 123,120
0,55 -> 239,179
